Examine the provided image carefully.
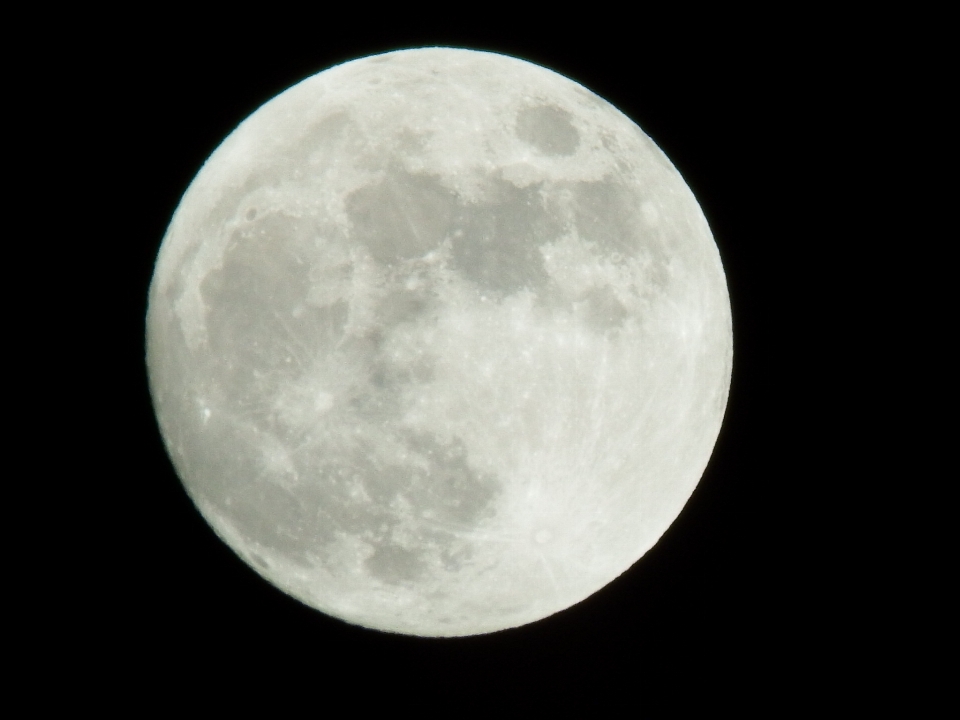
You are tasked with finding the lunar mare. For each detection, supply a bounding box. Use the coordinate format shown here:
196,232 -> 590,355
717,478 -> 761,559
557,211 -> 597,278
147,48 -> 732,636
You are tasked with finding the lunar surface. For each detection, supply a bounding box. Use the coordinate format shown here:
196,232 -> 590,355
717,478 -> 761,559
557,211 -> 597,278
146,48 -> 732,636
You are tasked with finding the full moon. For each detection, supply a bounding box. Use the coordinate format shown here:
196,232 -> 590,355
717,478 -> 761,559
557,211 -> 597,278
147,48 -> 732,636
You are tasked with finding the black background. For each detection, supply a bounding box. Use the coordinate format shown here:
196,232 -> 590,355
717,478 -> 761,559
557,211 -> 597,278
75,19 -> 853,708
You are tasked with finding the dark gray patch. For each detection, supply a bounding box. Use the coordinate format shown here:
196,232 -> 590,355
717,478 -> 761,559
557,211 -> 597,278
347,372 -> 406,421
309,432 -> 498,569
361,288 -> 438,388
359,461 -> 410,505
365,544 -> 425,584
396,127 -> 428,156
375,286 -> 430,329
346,170 -> 457,265
346,168 -> 566,298
250,553 -> 270,570
403,433 -> 500,526
310,300 -> 350,350
439,546 -> 469,572
331,326 -> 430,424
200,212 -> 348,415
579,286 -> 629,331
201,215 -> 311,391
568,179 -> 671,289
568,179 -> 643,257
516,105 -> 580,156
218,472 -> 320,566
366,354 -> 434,397
176,400 -> 501,577
293,112 -> 352,166
449,177 -> 560,297
320,433 -> 501,532
570,181 -> 670,297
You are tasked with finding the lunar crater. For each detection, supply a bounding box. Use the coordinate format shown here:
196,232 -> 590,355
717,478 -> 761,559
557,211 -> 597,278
515,104 -> 580,156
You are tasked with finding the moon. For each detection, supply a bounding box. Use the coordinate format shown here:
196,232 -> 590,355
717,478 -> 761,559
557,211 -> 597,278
146,47 -> 732,637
